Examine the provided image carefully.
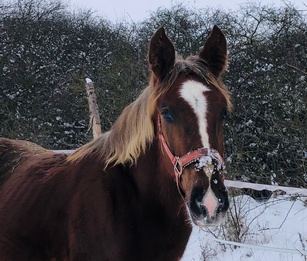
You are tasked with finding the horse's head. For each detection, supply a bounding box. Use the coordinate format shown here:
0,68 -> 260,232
149,26 -> 231,227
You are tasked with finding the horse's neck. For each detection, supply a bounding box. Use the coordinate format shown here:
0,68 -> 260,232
132,138 -> 183,208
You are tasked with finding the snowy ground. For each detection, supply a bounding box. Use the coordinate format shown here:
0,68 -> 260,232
182,194 -> 307,261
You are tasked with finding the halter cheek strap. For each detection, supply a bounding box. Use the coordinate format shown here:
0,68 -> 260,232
158,118 -> 225,194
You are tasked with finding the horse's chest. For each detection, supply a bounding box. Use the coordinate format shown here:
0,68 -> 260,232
104,203 -> 191,260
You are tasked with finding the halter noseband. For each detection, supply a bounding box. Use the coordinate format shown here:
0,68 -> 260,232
158,118 -> 225,193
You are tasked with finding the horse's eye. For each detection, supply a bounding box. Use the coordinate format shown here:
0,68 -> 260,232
161,109 -> 174,123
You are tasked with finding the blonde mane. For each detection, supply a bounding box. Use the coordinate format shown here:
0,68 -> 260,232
67,57 -> 232,167
67,85 -> 157,167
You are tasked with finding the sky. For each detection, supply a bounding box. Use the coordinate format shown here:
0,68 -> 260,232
67,0 -> 307,22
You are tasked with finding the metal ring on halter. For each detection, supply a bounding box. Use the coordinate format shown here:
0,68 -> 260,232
174,157 -> 183,175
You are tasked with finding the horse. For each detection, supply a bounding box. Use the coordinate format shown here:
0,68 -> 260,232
0,139 -> 50,185
0,25 -> 232,260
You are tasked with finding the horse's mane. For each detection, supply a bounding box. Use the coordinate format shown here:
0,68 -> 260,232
67,56 -> 232,167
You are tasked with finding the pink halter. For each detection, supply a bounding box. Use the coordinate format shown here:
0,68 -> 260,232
158,117 -> 225,191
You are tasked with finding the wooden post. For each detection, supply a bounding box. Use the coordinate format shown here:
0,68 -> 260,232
85,78 -> 102,139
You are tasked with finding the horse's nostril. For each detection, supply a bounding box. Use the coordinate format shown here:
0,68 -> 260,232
196,194 -> 203,203
190,189 -> 205,217
216,196 -> 229,214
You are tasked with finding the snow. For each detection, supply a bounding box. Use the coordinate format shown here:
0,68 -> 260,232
195,156 -> 212,170
182,194 -> 307,260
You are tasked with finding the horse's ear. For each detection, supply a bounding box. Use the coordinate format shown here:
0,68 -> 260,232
148,27 -> 175,81
199,25 -> 227,78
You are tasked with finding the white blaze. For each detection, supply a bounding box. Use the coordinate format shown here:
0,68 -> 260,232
180,80 -> 211,148
180,80 -> 220,222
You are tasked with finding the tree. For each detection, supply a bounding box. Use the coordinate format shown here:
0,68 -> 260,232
0,1 -> 305,187
224,4 -> 307,187
0,0 -> 139,148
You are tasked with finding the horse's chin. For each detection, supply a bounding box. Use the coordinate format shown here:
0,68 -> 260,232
191,212 -> 225,227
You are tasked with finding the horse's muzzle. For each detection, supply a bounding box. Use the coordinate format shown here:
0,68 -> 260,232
189,183 -> 229,227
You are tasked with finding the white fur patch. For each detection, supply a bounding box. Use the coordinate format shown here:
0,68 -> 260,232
180,80 -> 210,148
180,80 -> 220,221
202,188 -> 218,218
